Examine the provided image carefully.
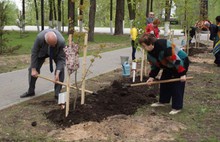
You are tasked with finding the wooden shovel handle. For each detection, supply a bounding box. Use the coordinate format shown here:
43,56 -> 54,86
37,74 -> 94,94
130,76 -> 193,87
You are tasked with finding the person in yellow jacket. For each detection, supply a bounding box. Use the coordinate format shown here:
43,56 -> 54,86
130,25 -> 138,60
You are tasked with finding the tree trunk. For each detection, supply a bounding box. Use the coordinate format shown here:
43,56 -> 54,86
165,0 -> 172,21
22,0 -> 25,32
57,0 -> 61,31
68,0 -> 75,35
127,0 -> 136,20
200,0 -> 208,20
79,0 -> 83,32
150,0 -> 153,12
146,0 -> 149,18
114,0 -> 124,35
53,0 -> 57,29
34,0 -> 40,32
164,0 -> 172,36
88,0 -> 96,41
41,0 -> 44,31
127,0 -> 136,28
49,0 -> 53,28
110,0 -> 113,34
62,0 -> 64,32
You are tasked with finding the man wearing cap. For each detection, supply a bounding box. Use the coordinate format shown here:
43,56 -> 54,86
20,29 -> 66,99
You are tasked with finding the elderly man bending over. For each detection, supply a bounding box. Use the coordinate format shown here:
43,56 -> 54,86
20,29 -> 66,99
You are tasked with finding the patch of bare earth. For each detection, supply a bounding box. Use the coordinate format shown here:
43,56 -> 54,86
56,115 -> 186,142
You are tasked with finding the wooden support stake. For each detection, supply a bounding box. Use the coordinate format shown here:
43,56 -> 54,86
140,48 -> 145,82
37,74 -> 93,94
81,32 -> 88,105
65,72 -> 70,117
144,52 -> 147,76
195,31 -> 197,48
171,30 -> 174,43
65,33 -> 73,117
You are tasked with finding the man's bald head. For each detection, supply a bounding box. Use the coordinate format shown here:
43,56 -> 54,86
45,31 -> 57,47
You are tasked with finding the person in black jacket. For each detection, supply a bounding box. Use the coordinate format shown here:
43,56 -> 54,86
205,22 -> 218,47
213,16 -> 220,67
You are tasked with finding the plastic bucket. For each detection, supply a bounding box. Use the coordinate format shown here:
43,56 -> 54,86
132,61 -> 137,70
120,56 -> 129,65
58,92 -> 66,104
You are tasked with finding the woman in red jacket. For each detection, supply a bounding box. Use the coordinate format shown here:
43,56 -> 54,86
145,18 -> 160,38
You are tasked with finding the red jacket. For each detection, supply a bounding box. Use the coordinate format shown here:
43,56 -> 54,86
145,23 -> 160,38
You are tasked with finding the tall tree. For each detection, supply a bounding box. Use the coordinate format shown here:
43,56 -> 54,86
41,0 -> 44,30
200,0 -> 208,20
53,0 -> 57,29
114,0 -> 124,35
165,0 -> 172,21
79,0 -> 84,32
0,1 -> 7,53
110,0 -> 113,34
88,0 -> 96,41
68,0 -> 75,35
49,0 -> 53,28
150,0 -> 153,12
127,0 -> 136,21
57,0 -> 62,31
146,0 -> 150,17
62,0 -> 64,32
34,0 -> 40,32
163,0 -> 172,36
22,0 -> 25,32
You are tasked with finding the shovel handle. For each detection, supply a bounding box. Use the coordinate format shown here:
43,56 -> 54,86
37,74 -> 94,94
130,76 -> 193,87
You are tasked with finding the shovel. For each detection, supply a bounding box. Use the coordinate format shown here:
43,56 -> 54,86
123,76 -> 193,88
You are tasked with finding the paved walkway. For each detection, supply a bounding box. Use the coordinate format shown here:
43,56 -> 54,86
0,27 -> 210,110
4,25 -> 184,35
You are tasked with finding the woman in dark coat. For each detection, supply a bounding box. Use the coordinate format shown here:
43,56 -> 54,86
138,34 -> 189,115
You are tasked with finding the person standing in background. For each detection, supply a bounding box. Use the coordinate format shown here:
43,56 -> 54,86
146,12 -> 155,25
212,16 -> 220,67
145,18 -> 160,39
130,24 -> 138,61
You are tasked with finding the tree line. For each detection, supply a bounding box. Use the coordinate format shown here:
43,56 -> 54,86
1,0 -> 220,41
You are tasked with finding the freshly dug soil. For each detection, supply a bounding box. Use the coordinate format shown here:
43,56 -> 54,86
45,76 -> 159,128
45,46 -> 210,128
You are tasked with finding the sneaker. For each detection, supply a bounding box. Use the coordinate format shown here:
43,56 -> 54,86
169,109 -> 181,115
150,102 -> 165,107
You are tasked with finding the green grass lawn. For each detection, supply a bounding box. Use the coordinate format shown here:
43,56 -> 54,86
3,31 -> 130,55
0,31 -> 131,73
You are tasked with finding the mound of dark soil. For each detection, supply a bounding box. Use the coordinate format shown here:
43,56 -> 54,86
45,76 -> 158,128
188,43 -> 211,56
